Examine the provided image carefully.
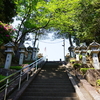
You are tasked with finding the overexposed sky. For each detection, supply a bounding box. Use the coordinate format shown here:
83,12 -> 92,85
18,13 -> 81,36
38,39 -> 70,61
24,37 -> 70,61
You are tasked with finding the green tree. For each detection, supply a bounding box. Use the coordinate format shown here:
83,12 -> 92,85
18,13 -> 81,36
74,0 -> 100,44
14,0 -> 51,46
0,0 -> 17,23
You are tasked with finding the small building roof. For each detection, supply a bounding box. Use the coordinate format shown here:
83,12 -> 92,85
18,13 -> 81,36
4,41 -> 15,47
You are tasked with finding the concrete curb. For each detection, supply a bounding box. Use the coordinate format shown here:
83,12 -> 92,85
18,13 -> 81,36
77,75 -> 100,100
67,72 -> 86,100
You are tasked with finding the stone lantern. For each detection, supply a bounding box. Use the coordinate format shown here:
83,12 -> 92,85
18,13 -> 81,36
74,46 -> 80,61
36,48 -> 39,59
4,41 -> 15,69
32,47 -> 37,60
88,40 -> 100,69
19,44 -> 26,65
27,46 -> 33,61
80,44 -> 87,64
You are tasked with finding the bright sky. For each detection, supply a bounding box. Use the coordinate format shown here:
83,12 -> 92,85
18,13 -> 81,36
38,38 -> 70,61
24,34 -> 71,61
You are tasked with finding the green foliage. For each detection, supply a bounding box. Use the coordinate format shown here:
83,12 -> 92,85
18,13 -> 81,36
0,75 -> 6,86
75,0 -> 100,43
73,63 -> 81,69
79,55 -> 82,60
0,0 -> 17,23
11,0 -> 100,45
80,68 -> 94,75
10,66 -> 22,70
70,59 -> 76,63
0,66 -> 22,70
0,21 -> 16,45
96,79 -> 100,86
0,75 -> 6,80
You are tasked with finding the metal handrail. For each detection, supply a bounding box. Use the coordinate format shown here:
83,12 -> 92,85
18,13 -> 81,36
0,57 -> 45,100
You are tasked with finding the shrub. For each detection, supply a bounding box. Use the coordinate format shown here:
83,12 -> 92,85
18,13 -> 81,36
0,21 -> 16,45
0,75 -> 6,87
79,54 -> 82,60
96,79 -> 100,86
10,66 -> 22,70
70,59 -> 76,64
80,68 -> 94,75
0,66 -> 22,70
73,63 -> 81,69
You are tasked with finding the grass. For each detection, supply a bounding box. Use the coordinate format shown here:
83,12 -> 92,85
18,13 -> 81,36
0,66 -> 22,70
96,79 -> 100,86
10,66 -> 22,70
0,74 -> 6,80
80,68 -> 94,75
0,74 -> 6,86
73,63 -> 81,69
70,59 -> 76,63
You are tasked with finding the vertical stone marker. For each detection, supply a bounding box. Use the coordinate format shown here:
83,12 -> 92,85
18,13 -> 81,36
19,44 -> 25,65
32,47 -> 37,61
74,46 -> 80,61
4,41 -> 15,69
88,40 -> 100,69
27,46 -> 33,61
80,44 -> 87,64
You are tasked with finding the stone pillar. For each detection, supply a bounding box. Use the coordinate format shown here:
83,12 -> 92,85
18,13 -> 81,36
36,48 -> 39,59
19,44 -> 25,65
27,46 -> 33,61
4,41 -> 15,69
80,44 -> 87,64
32,47 -> 37,61
88,40 -> 100,69
74,46 -> 80,61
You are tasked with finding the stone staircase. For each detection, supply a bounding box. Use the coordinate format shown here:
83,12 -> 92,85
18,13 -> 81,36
18,61 -> 79,100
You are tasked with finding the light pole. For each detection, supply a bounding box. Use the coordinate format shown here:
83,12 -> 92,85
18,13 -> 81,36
62,38 -> 65,61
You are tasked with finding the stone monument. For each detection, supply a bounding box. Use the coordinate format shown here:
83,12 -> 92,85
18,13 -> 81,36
88,40 -> 100,69
4,41 -> 15,69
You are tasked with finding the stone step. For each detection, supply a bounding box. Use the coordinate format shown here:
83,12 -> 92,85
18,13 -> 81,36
33,79 -> 71,82
30,83 -> 72,85
28,84 -> 74,89
19,62 -> 78,100
23,92 -> 77,97
20,96 -> 79,100
26,88 -> 75,92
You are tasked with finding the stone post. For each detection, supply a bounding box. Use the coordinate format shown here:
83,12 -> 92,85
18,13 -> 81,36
88,40 -> 100,69
80,44 -> 87,64
74,46 -> 80,61
27,46 -> 33,61
4,41 -> 15,69
19,44 -> 25,65
32,47 -> 37,61
36,48 -> 39,59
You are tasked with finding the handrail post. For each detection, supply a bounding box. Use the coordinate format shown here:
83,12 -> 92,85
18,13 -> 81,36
26,72 -> 29,81
36,60 -> 38,71
4,79 -> 9,100
18,71 -> 22,90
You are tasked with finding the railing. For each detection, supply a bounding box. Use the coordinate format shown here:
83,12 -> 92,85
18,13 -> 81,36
0,57 -> 46,100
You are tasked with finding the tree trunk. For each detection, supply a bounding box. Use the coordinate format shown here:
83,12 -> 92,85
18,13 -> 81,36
68,33 -> 73,46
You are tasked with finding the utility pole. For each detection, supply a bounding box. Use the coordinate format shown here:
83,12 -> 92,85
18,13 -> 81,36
62,38 -> 65,61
